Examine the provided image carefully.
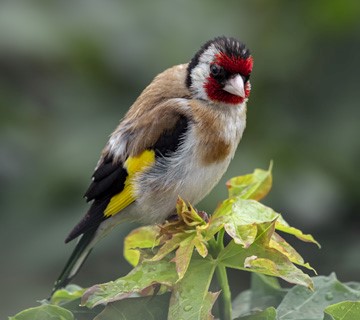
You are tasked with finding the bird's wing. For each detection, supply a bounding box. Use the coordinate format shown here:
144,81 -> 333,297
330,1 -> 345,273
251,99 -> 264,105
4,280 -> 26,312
65,103 -> 190,243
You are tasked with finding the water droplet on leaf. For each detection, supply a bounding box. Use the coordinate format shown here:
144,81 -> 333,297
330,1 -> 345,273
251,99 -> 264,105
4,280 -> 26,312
325,292 -> 333,301
183,305 -> 193,312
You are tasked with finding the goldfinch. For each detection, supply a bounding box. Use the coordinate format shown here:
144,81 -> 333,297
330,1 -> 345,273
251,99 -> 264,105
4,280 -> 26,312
52,36 -> 253,293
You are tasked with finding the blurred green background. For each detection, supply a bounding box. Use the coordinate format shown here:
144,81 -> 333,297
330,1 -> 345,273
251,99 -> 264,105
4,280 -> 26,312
1,0 -> 359,317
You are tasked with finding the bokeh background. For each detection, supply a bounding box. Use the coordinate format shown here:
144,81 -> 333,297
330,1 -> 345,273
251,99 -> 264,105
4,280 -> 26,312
1,0 -> 359,317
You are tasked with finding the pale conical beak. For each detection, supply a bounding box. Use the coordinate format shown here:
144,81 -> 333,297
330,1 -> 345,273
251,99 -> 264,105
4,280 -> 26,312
223,74 -> 245,98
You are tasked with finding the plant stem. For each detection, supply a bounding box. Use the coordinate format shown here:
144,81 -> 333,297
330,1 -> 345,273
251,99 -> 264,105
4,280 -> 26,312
216,264 -> 232,320
209,231 -> 232,319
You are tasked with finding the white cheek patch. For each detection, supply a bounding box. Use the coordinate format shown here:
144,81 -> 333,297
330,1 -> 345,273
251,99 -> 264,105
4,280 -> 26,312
190,44 -> 220,100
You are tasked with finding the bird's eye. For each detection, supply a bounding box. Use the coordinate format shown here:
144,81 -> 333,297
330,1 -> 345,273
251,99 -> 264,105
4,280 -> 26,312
210,64 -> 224,77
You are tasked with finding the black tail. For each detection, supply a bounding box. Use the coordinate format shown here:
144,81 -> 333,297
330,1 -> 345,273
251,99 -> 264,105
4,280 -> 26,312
51,227 -> 97,296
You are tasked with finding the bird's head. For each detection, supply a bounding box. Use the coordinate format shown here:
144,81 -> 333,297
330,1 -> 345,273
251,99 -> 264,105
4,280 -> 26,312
186,36 -> 253,105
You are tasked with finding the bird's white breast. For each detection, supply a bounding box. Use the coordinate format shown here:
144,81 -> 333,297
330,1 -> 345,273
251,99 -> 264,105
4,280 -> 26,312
130,103 -> 246,224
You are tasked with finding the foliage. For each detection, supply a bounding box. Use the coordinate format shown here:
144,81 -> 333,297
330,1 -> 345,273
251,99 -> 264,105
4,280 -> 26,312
9,165 -> 360,319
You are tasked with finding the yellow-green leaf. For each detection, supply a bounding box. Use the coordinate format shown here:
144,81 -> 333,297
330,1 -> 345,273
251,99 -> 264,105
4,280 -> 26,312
275,222 -> 321,248
50,284 -> 84,305
173,234 -> 197,280
225,223 -> 257,248
151,232 -> 190,262
218,220 -> 314,290
124,225 -> 161,266
226,161 -> 273,200
207,199 -> 280,245
269,232 -> 316,273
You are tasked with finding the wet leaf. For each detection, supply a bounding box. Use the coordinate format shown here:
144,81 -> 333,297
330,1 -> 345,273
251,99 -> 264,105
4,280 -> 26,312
324,301 -> 360,320
168,255 -> 218,320
9,305 -> 74,320
93,294 -> 170,320
82,259 -> 178,308
232,273 -> 287,318
277,273 -> 360,319
234,307 -> 277,320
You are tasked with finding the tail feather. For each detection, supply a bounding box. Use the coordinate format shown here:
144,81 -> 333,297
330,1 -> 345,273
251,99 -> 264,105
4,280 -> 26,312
51,227 -> 97,296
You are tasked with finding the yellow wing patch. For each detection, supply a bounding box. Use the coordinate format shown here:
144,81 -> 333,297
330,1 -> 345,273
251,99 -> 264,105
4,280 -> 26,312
103,150 -> 155,217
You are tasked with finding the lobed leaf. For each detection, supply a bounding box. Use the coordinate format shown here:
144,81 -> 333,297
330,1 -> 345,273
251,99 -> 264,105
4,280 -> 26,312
123,225 -> 161,266
234,274 -> 360,320
172,233 -> 197,280
151,232 -> 190,262
9,305 -> 74,320
50,284 -> 85,306
275,222 -> 321,248
93,294 -> 170,320
269,233 -> 316,273
168,255 -> 218,320
218,221 -> 314,290
324,301 -> 360,320
226,161 -> 273,201
234,307 -> 277,320
206,199 -> 279,242
232,273 -> 287,318
82,259 -> 178,308
276,273 -> 360,319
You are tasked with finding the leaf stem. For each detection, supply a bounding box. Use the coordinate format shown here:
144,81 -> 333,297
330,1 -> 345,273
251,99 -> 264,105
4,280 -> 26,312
209,230 -> 232,319
216,263 -> 232,320
217,228 -> 225,249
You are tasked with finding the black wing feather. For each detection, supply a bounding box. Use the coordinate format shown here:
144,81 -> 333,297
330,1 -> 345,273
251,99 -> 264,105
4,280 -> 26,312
65,114 -> 190,243
154,115 -> 189,156
85,166 -> 126,202
65,157 -> 127,243
91,156 -> 118,181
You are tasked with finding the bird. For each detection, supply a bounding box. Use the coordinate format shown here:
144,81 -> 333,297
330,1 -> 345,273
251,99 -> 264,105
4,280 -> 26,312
51,36 -> 253,294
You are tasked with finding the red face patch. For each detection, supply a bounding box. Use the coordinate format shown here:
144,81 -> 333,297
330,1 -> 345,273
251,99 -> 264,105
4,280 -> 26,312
204,78 -> 251,104
215,53 -> 253,76
204,54 -> 253,105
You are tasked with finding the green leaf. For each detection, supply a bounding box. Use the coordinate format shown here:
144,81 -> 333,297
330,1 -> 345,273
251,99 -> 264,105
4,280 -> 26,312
234,307 -> 277,320
226,161 -> 273,201
50,284 -> 84,306
93,294 -> 170,320
276,273 -> 360,319
9,305 -> 74,320
275,222 -> 321,248
151,230 -> 207,280
168,255 -> 218,320
218,220 -> 314,289
173,233 -> 197,280
233,273 -> 287,318
269,233 -> 316,273
207,199 -> 279,242
250,274 -> 287,310
82,259 -> 178,308
123,225 -> 161,266
324,301 -> 360,320
151,232 -> 190,262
